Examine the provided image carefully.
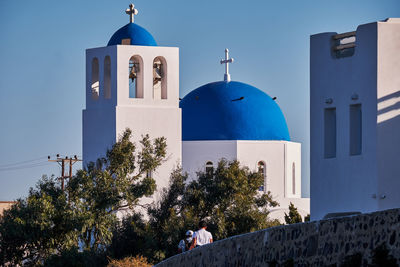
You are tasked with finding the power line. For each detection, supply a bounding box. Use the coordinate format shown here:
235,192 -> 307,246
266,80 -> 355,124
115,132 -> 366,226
0,154 -> 81,172
0,155 -> 55,168
0,162 -> 52,172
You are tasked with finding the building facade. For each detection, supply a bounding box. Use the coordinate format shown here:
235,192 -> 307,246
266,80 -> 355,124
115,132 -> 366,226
310,18 -> 400,220
83,5 -> 310,221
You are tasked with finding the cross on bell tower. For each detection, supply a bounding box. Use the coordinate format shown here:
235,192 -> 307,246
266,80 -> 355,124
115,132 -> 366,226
220,48 -> 234,82
125,3 -> 138,23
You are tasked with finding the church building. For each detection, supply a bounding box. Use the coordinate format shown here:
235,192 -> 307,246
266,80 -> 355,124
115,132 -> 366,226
310,18 -> 400,220
83,4 -> 309,221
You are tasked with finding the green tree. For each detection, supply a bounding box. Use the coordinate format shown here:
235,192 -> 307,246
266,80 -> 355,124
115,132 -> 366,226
0,175 -> 78,266
146,168 -> 195,262
284,202 -> 303,224
67,129 -> 167,251
0,129 -> 167,264
185,160 -> 280,239
108,212 -> 155,262
143,159 -> 280,261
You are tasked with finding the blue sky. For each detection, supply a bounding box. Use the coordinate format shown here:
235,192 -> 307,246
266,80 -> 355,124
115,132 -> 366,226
1,0 -> 399,200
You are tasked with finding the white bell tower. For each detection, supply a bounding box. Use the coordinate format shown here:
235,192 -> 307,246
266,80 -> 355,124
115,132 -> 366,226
83,4 -> 181,191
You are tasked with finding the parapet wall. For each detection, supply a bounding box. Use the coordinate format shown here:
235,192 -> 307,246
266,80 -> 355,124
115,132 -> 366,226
156,208 -> 400,266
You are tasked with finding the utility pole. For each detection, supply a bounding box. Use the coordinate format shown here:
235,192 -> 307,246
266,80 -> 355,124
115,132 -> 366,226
48,154 -> 82,190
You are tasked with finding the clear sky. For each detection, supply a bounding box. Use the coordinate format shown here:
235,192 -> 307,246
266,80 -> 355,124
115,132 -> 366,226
1,0 -> 399,200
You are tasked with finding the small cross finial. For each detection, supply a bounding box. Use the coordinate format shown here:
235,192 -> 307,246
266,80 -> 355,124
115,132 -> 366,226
220,48 -> 234,82
126,3 -> 138,23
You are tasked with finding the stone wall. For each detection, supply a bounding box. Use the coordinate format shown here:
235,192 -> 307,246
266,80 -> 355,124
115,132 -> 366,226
156,208 -> 400,266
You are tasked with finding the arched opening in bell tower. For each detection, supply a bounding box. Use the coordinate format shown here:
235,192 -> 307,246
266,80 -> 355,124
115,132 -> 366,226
128,55 -> 144,98
91,58 -> 99,100
153,56 -> 167,99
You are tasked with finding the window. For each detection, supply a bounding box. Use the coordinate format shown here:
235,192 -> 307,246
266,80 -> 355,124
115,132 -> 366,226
258,161 -> 266,192
128,55 -> 143,98
350,104 -> 362,155
91,58 -> 99,100
104,56 -> 111,99
146,170 -> 153,178
205,161 -> 213,175
292,162 -> 295,195
324,108 -> 336,158
153,56 -> 167,99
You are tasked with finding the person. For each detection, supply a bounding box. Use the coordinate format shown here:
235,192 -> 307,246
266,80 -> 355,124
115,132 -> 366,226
178,230 -> 193,253
190,220 -> 213,249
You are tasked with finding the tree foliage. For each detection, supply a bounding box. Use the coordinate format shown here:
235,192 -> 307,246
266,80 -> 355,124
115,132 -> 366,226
68,129 -> 166,251
108,212 -> 156,261
0,175 -> 78,266
284,202 -> 303,224
184,160 -> 280,238
0,129 -> 167,265
136,159 -> 280,261
1,130 -> 283,265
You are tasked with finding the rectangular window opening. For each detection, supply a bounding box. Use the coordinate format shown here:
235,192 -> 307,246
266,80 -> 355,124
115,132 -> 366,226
350,104 -> 362,155
324,108 -> 336,158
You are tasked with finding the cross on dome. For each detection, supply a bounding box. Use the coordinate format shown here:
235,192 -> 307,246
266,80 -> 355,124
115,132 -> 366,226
125,3 -> 139,23
220,48 -> 234,82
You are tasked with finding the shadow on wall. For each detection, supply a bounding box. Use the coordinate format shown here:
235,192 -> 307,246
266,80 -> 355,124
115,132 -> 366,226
377,91 -> 400,210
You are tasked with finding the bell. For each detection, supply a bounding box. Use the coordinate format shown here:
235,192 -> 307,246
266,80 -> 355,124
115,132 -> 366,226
129,62 -> 139,83
153,61 -> 163,85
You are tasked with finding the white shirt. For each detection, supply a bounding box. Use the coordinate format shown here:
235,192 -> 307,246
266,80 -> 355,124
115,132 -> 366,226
193,228 -> 212,246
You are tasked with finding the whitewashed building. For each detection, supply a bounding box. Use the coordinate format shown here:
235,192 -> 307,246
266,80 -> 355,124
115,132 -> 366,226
83,4 -> 309,221
310,18 -> 400,220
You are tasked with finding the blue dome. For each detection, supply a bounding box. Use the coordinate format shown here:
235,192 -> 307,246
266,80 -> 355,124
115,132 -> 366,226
108,23 -> 157,46
180,81 -> 290,141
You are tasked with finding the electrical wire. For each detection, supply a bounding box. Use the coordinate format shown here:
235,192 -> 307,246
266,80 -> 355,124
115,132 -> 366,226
0,162 -> 52,172
0,154 -> 82,172
0,156 -> 52,168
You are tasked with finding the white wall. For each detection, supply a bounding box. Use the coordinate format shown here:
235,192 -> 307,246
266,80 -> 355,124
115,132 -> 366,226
83,44 -> 181,197
182,141 -> 237,181
310,19 -> 400,220
83,46 -> 119,164
284,142 -> 302,198
237,141 -> 306,222
376,19 -> 400,211
116,106 -> 181,190
237,141 -> 286,198
183,140 -> 309,222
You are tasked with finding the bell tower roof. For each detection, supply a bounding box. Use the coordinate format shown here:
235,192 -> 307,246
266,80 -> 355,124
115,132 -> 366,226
107,4 -> 157,46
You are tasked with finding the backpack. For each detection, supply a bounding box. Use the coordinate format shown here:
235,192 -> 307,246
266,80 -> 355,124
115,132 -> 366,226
184,239 -> 192,251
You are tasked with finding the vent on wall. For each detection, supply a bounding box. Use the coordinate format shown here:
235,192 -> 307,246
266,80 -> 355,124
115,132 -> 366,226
332,31 -> 356,58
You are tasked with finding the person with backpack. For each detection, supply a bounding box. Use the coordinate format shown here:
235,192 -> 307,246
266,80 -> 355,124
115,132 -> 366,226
178,230 -> 193,253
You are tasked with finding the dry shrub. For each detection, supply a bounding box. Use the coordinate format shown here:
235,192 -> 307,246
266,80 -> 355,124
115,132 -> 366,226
107,255 -> 151,267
